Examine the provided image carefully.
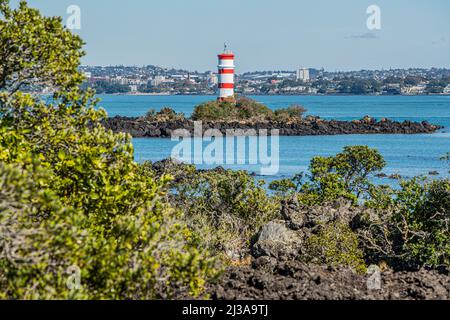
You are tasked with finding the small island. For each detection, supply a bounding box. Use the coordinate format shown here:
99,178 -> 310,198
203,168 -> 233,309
103,97 -> 442,137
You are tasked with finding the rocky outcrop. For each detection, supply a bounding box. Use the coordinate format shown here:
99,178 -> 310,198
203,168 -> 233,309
103,115 -> 442,138
251,221 -> 303,260
281,197 -> 358,230
209,258 -> 450,300
208,197 -> 450,300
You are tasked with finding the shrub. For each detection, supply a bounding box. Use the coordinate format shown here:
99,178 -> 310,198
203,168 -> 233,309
297,146 -> 386,204
235,97 -> 273,120
303,222 -> 367,273
145,107 -> 185,122
0,91 -> 218,299
191,97 -> 276,122
268,173 -> 304,196
0,0 -> 84,93
361,178 -> 450,270
273,104 -> 307,122
173,169 -> 280,260
0,162 -> 217,299
191,100 -> 237,121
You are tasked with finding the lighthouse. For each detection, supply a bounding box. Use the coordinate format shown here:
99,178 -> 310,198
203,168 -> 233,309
217,44 -> 235,101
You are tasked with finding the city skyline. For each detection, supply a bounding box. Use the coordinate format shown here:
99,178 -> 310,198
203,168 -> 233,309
11,0 -> 450,72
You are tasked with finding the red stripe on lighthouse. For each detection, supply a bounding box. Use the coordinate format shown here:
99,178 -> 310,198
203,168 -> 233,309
219,83 -> 234,89
218,54 -> 235,59
219,69 -> 234,74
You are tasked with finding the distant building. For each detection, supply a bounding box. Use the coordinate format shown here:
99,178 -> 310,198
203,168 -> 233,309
207,72 -> 218,86
444,85 -> 450,94
129,85 -> 138,93
296,68 -> 310,82
151,76 -> 165,87
401,84 -> 426,95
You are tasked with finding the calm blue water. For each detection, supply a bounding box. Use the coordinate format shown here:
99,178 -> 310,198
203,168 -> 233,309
97,95 -> 450,184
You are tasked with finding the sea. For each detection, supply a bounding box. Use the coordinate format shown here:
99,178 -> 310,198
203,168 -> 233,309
96,94 -> 450,186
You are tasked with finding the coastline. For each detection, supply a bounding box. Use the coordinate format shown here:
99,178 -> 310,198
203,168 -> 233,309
104,116 -> 443,138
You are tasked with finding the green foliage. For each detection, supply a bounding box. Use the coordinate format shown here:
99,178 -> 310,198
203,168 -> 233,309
268,173 -> 304,196
234,97 -> 273,120
0,0 -> 217,299
191,100 -> 237,121
174,169 -> 280,260
0,0 -> 84,93
0,91 -> 218,298
273,105 -> 307,122
0,162 -> 216,299
145,107 -> 185,122
294,146 -> 386,204
361,178 -> 450,269
191,97 -> 306,122
303,222 -> 367,273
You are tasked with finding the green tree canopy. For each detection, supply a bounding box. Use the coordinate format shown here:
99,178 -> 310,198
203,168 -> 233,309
0,0 -> 84,94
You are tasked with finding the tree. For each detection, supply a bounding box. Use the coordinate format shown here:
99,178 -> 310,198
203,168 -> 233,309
0,1 -> 217,299
0,0 -> 84,94
295,146 -> 386,204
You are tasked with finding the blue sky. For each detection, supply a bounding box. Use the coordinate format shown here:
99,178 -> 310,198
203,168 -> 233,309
12,0 -> 450,72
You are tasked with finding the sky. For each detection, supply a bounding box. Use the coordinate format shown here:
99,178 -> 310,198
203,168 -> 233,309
11,0 -> 450,72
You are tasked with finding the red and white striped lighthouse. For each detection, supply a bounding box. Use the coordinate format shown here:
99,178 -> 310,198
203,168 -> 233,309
218,44 -> 235,101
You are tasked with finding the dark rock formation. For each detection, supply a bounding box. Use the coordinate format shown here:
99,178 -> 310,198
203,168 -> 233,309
103,116 -> 442,138
208,197 -> 450,300
209,258 -> 450,300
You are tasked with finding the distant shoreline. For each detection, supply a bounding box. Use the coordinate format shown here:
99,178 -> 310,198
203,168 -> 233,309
101,93 -> 450,97
31,92 -> 450,97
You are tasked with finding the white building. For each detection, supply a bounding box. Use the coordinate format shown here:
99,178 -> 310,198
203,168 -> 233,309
296,68 -> 310,82
444,85 -> 450,94
151,76 -> 166,87
401,85 -> 426,95
207,72 -> 218,86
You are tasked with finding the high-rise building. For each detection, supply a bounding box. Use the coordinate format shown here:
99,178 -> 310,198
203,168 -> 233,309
218,44 -> 235,101
296,68 -> 310,82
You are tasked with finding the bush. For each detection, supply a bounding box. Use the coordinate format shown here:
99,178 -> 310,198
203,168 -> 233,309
0,0 -> 84,93
0,92 -> 219,299
0,0 -> 219,298
144,107 -> 185,122
191,100 -> 237,121
303,222 -> 367,273
0,161 -> 217,299
173,168 -> 280,261
191,97 -> 303,122
270,146 -> 386,205
273,105 -> 307,122
268,173 -> 304,196
361,178 -> 450,270
235,97 -> 273,120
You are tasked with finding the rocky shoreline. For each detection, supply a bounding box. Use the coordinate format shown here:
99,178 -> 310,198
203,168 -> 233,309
103,115 -> 442,138
207,197 -> 450,300
149,159 -> 450,300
